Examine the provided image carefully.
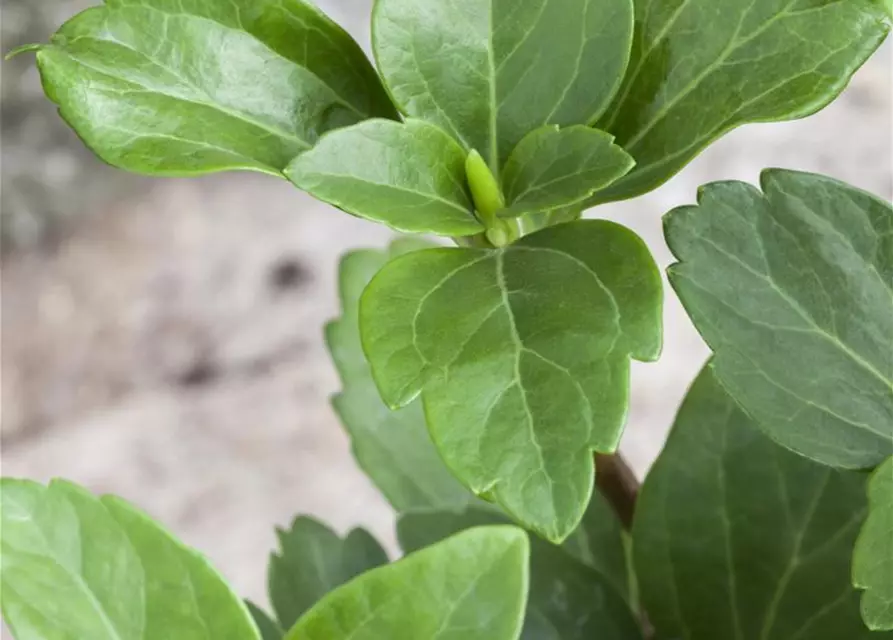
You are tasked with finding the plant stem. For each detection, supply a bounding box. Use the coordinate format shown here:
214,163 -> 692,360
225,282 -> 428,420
595,453 -> 639,529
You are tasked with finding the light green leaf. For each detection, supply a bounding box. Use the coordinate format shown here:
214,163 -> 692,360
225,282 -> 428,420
34,0 -> 396,176
247,602 -> 284,640
372,0 -> 634,173
0,478 -> 260,640
665,169 -> 893,469
499,126 -> 635,219
285,526 -> 530,640
360,220 -> 662,541
269,516 -> 388,631
634,365 -> 886,640
327,239 -> 474,512
399,501 -> 642,639
592,0 -> 890,202
853,457 -> 893,630
286,119 -> 482,236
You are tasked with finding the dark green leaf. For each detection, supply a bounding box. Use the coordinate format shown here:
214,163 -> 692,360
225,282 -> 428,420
284,526 -> 529,640
286,119 -> 482,236
634,365 -> 886,640
34,0 -> 396,176
500,126 -> 635,219
665,169 -> 893,469
327,239 -> 474,512
372,0 -> 634,173
561,489 -> 633,607
399,505 -> 642,640
853,457 -> 893,630
269,516 -> 388,630
0,478 -> 260,640
593,0 -> 890,202
360,220 -> 662,541
247,602 -> 284,640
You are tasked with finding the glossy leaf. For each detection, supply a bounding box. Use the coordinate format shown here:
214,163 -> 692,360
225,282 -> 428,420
666,169 -> 893,469
593,0 -> 890,202
0,478 -> 260,640
269,516 -> 388,631
286,119 -> 482,236
399,501 -> 641,640
500,126 -> 635,219
285,526 -> 529,640
247,602 -> 284,640
853,457 -> 893,630
360,220 -> 662,541
634,365 -> 885,640
373,0 -> 634,173
327,239 -> 474,512
34,0 -> 396,176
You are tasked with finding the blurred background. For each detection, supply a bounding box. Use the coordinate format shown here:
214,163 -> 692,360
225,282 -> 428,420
1,0 -> 891,607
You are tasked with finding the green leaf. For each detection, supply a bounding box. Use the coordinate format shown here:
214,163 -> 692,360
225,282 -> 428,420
499,126 -> 635,219
372,0 -> 634,173
399,502 -> 642,639
269,516 -> 388,631
592,0 -> 890,202
561,489 -> 633,607
665,169 -> 893,469
0,478 -> 260,640
247,602 -> 284,640
360,220 -> 662,541
633,365 -> 886,640
853,457 -> 893,630
34,0 -> 396,176
284,525 -> 530,640
286,119 -> 482,236
327,239 -> 474,512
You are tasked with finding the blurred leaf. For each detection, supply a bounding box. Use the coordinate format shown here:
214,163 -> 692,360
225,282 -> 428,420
853,457 -> 893,630
246,602 -> 284,640
269,516 -> 388,631
284,526 -> 530,640
0,478 -> 260,640
327,238 -> 474,512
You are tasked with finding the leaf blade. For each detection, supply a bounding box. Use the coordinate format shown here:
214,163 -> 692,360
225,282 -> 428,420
500,126 -> 635,219
593,0 -> 890,202
853,457 -> 893,630
35,0 -> 396,176
372,0 -> 634,172
284,526 -> 530,640
665,169 -> 893,469
633,365 -> 885,640
286,120 -> 482,236
360,221 -> 662,541
0,478 -> 260,640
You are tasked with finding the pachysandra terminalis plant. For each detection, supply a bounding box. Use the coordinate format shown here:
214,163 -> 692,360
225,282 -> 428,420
2,0 -> 892,637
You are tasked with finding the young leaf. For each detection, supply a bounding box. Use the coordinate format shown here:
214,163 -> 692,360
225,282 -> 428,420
665,169 -> 893,469
592,0 -> 891,202
285,526 -> 530,640
499,126 -> 635,219
372,0 -> 634,172
360,220 -> 662,541
269,516 -> 388,631
399,502 -> 642,640
286,119 -> 482,236
34,0 -> 396,176
247,602 -> 285,640
853,457 -> 893,630
327,240 -> 474,512
633,365 -> 881,640
0,478 -> 260,640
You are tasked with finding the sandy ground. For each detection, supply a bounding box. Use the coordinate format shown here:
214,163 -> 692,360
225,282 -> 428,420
1,8 -> 890,607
